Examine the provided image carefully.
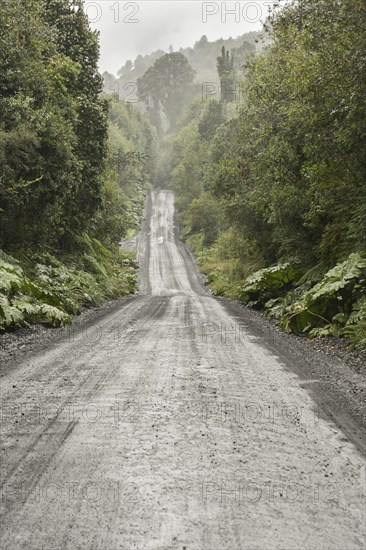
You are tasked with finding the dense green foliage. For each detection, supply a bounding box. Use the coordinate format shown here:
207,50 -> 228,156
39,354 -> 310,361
100,96 -> 155,244
162,0 -> 366,347
0,0 -> 108,249
0,1 -> 154,330
103,33 -> 258,102
273,254 -> 366,338
0,244 -> 137,330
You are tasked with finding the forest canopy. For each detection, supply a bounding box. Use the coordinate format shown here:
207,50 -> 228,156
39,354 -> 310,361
1,0 -> 365,346
0,0 -> 154,330
160,0 -> 366,347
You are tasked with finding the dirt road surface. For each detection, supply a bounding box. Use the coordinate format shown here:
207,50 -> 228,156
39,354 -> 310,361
1,190 -> 365,550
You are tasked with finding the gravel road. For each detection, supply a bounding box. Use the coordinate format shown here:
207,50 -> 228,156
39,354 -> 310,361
0,190 -> 365,550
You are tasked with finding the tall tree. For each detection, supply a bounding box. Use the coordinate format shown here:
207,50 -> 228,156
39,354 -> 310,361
137,52 -> 195,133
0,0 -> 108,250
217,46 -> 236,102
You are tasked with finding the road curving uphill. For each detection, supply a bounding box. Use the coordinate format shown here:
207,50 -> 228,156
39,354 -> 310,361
0,190 -> 365,550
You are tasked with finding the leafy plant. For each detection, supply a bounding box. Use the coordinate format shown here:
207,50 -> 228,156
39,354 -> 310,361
341,297 -> 366,349
0,243 -> 137,331
239,263 -> 301,308
277,253 -> 366,334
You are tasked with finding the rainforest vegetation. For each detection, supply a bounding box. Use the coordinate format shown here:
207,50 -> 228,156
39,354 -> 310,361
154,0 -> 366,348
1,0 -> 365,348
0,0 -> 154,330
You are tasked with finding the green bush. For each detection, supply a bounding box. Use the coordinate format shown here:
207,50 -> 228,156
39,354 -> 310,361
278,253 -> 366,336
236,253 -> 366,348
239,263 -> 301,308
0,239 -> 137,331
342,297 -> 366,349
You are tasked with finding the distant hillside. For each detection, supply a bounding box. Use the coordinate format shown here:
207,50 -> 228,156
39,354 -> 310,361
103,31 -> 263,103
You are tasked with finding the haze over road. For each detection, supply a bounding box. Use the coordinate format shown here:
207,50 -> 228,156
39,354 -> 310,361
0,190 -> 365,550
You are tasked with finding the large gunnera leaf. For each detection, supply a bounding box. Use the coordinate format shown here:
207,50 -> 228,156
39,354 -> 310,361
239,263 -> 301,308
280,253 -> 366,334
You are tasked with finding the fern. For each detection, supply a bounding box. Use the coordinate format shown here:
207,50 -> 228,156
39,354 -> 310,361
37,304 -> 71,326
308,325 -> 340,338
12,297 -> 39,316
82,254 -> 108,277
0,295 -> 24,327
298,263 -> 329,285
0,269 -> 22,293
0,239 -> 137,332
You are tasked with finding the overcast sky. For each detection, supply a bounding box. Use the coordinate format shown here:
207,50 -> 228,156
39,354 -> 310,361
88,1 -> 277,75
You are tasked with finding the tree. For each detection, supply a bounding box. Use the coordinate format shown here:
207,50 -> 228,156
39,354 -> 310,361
217,46 -> 235,102
198,100 -> 224,141
137,52 -> 196,133
43,0 -> 109,237
196,35 -> 208,48
0,0 -> 108,250
211,0 -> 366,266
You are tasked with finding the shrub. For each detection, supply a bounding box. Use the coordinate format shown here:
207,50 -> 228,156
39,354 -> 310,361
239,263 -> 301,308
0,239 -> 137,331
278,253 -> 366,335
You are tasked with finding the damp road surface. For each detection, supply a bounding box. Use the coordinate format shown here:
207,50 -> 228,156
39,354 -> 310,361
0,190 -> 365,550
